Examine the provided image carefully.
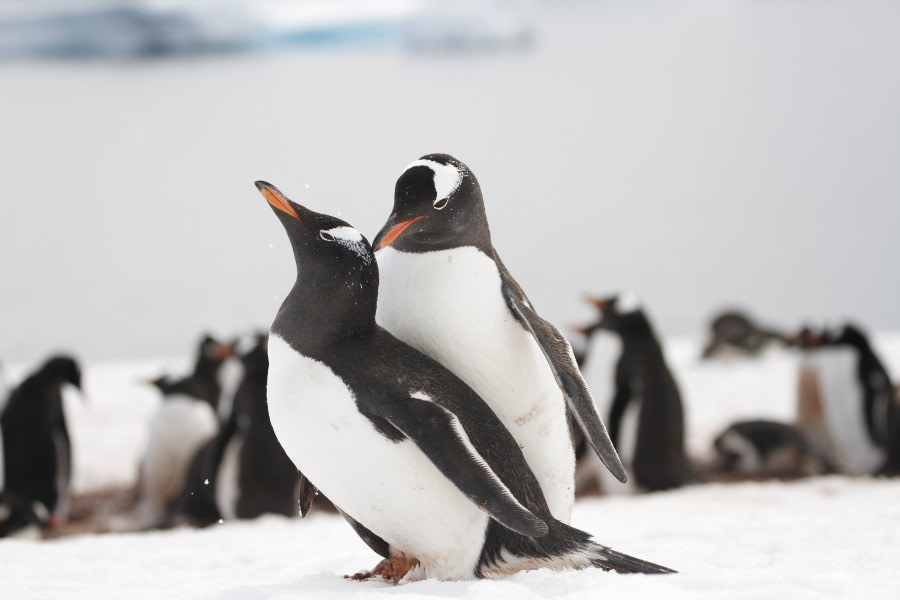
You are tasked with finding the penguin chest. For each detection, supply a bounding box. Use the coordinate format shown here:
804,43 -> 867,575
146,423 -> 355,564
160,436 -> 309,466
266,334 -> 488,578
375,247 -> 575,521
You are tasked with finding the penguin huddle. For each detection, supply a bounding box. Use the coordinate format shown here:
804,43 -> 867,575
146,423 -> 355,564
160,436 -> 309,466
1,355 -> 82,537
256,154 -> 674,581
136,333 -> 301,528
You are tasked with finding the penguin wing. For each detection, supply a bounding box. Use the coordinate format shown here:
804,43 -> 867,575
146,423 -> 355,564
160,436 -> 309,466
499,274 -> 628,483
297,472 -> 318,518
367,395 -> 548,538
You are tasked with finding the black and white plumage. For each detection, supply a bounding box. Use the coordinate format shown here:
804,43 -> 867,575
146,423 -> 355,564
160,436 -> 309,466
0,355 -> 81,536
580,293 -> 689,492
701,310 -> 786,359
256,181 -> 672,581
789,323 -> 897,476
371,154 -> 625,524
712,420 -> 835,479
135,335 -> 230,528
213,332 -> 301,520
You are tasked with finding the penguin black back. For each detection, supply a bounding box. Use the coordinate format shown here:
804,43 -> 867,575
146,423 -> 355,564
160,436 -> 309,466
585,294 -> 689,491
0,354 -> 80,534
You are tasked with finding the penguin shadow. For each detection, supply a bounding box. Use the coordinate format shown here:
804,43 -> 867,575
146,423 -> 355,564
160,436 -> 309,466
216,572 -> 483,599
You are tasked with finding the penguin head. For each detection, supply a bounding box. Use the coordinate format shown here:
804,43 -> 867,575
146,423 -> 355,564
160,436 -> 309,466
373,154 -> 490,254
256,180 -> 378,333
236,332 -> 268,376
585,292 -> 651,335
823,323 -> 870,349
195,335 -> 232,373
38,355 -> 82,390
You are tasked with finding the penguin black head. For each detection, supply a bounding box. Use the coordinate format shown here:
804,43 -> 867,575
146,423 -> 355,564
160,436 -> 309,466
236,332 -> 268,377
255,181 -> 378,339
372,154 -> 491,254
195,335 -> 232,372
37,355 -> 82,390
586,292 -> 653,336
823,323 -> 871,350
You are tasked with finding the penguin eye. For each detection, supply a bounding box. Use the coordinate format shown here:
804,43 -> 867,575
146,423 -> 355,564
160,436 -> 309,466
319,231 -> 335,242
433,197 -> 449,210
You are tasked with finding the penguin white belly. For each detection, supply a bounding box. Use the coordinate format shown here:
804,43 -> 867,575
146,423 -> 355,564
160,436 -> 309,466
812,350 -> 883,474
375,247 -> 575,522
267,335 -> 487,580
215,432 -> 245,520
137,397 -> 218,524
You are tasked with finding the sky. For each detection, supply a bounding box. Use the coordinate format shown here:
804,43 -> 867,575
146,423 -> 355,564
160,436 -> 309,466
1,0 -> 899,363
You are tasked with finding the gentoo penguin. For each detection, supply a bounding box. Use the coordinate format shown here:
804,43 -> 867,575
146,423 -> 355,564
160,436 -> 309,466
0,355 -> 81,535
214,332 -> 301,520
789,323 -> 896,475
701,310 -> 786,359
371,154 -> 625,524
711,419 -> 835,479
581,293 -> 689,492
135,336 -> 227,528
256,180 -> 672,581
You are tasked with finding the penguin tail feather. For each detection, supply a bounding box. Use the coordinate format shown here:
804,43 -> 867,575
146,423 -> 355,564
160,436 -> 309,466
577,541 -> 676,574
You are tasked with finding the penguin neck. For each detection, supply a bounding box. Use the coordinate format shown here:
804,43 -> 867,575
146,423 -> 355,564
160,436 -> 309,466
274,273 -> 378,355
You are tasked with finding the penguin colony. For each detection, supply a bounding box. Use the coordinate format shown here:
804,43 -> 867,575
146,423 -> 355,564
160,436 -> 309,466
0,153 -> 897,583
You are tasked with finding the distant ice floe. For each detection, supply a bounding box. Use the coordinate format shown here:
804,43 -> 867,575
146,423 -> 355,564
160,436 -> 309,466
0,0 -> 537,59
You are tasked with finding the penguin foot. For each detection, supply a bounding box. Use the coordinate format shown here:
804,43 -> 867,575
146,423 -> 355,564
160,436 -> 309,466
346,556 -> 420,584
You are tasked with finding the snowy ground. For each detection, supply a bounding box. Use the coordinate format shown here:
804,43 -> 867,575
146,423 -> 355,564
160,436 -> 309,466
1,333 -> 898,598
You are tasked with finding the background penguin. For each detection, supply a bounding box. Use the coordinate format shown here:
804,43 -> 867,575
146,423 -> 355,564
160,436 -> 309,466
788,323 -> 896,475
256,180 -> 672,581
371,154 -> 625,526
134,335 -> 229,528
710,419 -> 835,480
701,309 -> 786,359
213,332 -> 301,520
579,293 -> 689,492
0,355 -> 81,536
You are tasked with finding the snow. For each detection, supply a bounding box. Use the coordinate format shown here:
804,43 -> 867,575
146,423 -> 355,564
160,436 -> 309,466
2,334 -> 898,597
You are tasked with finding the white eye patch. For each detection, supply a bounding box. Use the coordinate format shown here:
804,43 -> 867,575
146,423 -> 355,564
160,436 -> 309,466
616,290 -> 642,314
320,226 -> 372,264
404,159 -> 462,208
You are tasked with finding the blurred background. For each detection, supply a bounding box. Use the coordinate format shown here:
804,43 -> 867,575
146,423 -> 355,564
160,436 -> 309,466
1,0 -> 899,363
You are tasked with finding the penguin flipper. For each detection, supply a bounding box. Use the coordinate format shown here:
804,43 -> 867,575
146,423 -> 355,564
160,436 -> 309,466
500,279 -> 628,484
368,395 -> 549,538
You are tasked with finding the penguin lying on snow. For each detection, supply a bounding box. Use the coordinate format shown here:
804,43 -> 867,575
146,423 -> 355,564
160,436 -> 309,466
135,335 -> 230,528
371,154 -> 625,525
711,420 -> 835,479
1,355 -> 82,537
578,293 -> 689,492
256,181 -> 673,581
701,310 -> 786,359
788,323 -> 898,476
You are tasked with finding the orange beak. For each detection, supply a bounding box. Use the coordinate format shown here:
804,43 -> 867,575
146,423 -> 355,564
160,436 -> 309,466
374,216 -> 424,251
585,295 -> 609,310
255,180 -> 301,221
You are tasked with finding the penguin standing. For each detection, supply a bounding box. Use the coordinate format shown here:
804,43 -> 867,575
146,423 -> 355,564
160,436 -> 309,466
580,293 -> 689,492
214,332 -> 301,520
789,324 -> 896,475
711,419 -> 835,479
0,355 -> 81,536
256,181 -> 672,581
135,336 -> 229,528
371,154 -> 625,524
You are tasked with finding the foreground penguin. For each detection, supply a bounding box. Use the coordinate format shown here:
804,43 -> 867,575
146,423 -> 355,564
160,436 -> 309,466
580,293 -> 689,492
789,323 -> 897,475
371,154 -> 625,524
256,181 -> 672,581
0,355 -> 81,536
